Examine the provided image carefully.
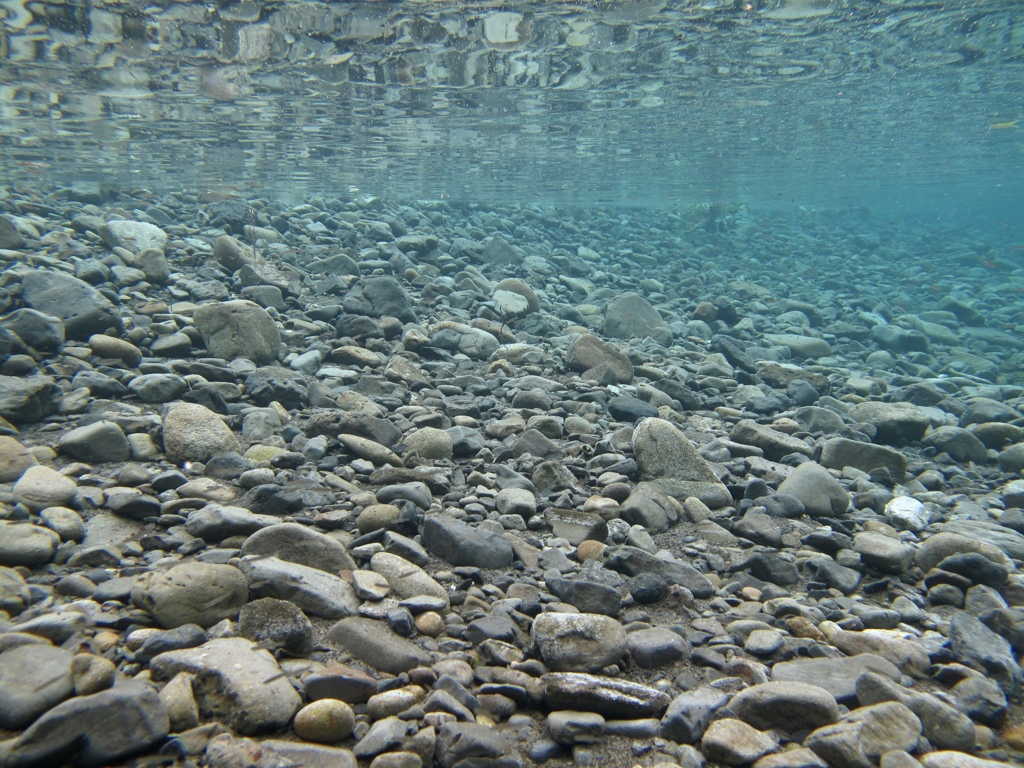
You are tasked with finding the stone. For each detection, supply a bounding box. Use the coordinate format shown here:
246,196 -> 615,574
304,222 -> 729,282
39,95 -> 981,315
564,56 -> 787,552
728,681 -> 839,733
150,637 -> 301,735
0,566 -> 31,613
193,300 -> 281,365
184,505 -> 279,542
777,462 -> 849,517
626,626 -> 691,668
163,403 -> 241,464
828,629 -> 932,678
132,561 -> 249,629
771,654 -> 900,703
325,617 -> 431,674
293,699 -> 356,743
238,555 -> 360,619
0,644 -> 74,729
847,401 -> 933,445
59,420 -> 130,463
632,418 -> 731,509
404,427 -> 453,460
821,437 -> 907,482
343,276 -> 416,323
565,333 -> 633,383
239,597 -> 314,656
605,293 -> 672,344
531,613 -> 627,672
128,373 -> 189,403
435,722 -> 520,768
20,270 -> 122,340
1,308 -> 65,351
915,532 -> 1010,573
660,687 -> 731,743
370,552 -> 448,605
547,710 -> 605,745
805,701 -> 921,768
542,673 -> 671,719
603,545 -> 715,599
884,496 -> 930,532
922,426 -> 988,463
854,532 -> 915,574
702,719 -> 778,766
0,375 -> 63,424
421,514 -> 514,569
730,420 -> 814,461
71,652 -> 117,695
947,610 -> 1022,696
99,219 -> 167,253
0,682 -> 168,767
0,436 -> 37,482
0,521 -> 60,567
88,333 -> 142,366
241,522 -> 356,574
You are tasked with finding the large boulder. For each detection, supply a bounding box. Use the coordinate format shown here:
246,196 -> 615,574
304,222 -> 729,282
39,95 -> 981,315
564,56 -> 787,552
193,300 -> 281,365
632,418 -> 731,510
20,270 -> 122,340
163,403 -> 241,464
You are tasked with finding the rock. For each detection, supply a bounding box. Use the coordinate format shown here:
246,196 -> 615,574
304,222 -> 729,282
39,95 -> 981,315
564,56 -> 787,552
828,629 -> 932,678
0,522 -> 60,567
547,710 -> 605,745
770,654 -> 900,703
805,701 -> 921,768
922,426 -> 988,463
728,681 -> 839,733
915,532 -> 1010,573
542,673 -> 671,719
854,532 -> 915,574
0,566 -> 31,613
404,427 -> 453,460
0,682 -> 168,768
531,613 -> 627,672
702,719 -> 778,765
0,644 -> 74,729
293,699 -> 356,744
603,545 -> 715,599
59,420 -> 130,463
88,333 -> 142,367
920,754 -> 1012,768
370,552 -> 448,605
421,515 -> 514,569
730,420 -> 813,461
238,555 -> 360,619
0,215 -> 25,249
0,436 -> 37,482
132,561 -> 249,629
777,463 -> 849,517
184,505 -> 279,542
565,333 -> 633,383
547,577 -> 620,617
163,403 -> 241,464
820,437 -> 907,483
71,653 -> 116,695
150,637 -> 300,735
660,687 -> 730,743
884,496 -> 930,532
1,308 -> 65,352
193,300 -> 281,364
20,270 -> 122,340
239,597 -> 314,656
241,522 -> 356,574
100,219 -> 167,253
855,671 -> 975,753
626,626 -> 691,668
325,617 -> 431,674
435,722 -> 520,768
343,276 -> 416,323
632,418 -> 732,509
604,293 -> 672,344
0,375 -> 63,424
947,610 -> 1022,696
847,401 -> 933,446
128,373 -> 189,403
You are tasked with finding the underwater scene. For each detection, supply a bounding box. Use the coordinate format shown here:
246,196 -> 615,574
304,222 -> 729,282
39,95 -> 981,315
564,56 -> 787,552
2,1 -> 1024,766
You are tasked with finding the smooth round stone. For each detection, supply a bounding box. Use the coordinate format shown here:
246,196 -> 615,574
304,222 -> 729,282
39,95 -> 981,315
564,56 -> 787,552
701,718 -> 779,765
13,466 -> 77,511
88,334 -> 142,367
369,752 -> 423,768
0,436 -> 37,483
0,522 -> 60,567
128,374 -> 188,403
162,403 -> 241,464
71,653 -> 116,695
59,420 -> 130,464
414,611 -> 445,637
38,506 -> 86,542
292,699 -> 355,743
745,629 -> 785,656
403,427 -> 453,460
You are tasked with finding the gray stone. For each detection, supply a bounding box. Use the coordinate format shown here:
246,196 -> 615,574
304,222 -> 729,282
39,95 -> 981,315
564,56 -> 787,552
59,420 -> 129,463
0,566 -> 31,613
633,418 -> 731,509
0,308 -> 65,351
545,508 -> 607,546
0,682 -> 168,768
20,270 -> 122,340
947,610 -> 1022,696
565,333 -> 633,384
660,687 -> 730,743
805,701 -> 921,768
128,373 -> 189,403
0,375 -> 63,424
0,644 -> 74,729
547,577 -> 621,617
0,522 -> 60,567
193,300 -> 281,365
132,561 -> 248,629
730,420 -> 814,461
921,426 -> 988,463
184,505 -> 279,542
820,437 -> 907,483
370,552 -> 448,604
325,617 -> 431,674
771,654 -> 900,703
239,597 -> 314,657
854,532 -> 915,574
619,482 -> 682,534
421,514 -> 514,569
728,681 -> 839,733
603,545 -> 715,599
150,637 -> 300,735
605,293 -> 672,344
100,219 -> 167,253
626,627 -> 691,668
531,612 -> 627,672
163,403 -> 241,464
777,462 -> 850,517
241,522 -> 356,574
238,555 -> 360,619
543,672 -> 671,719
0,436 -> 37,483
848,401 -> 934,446
701,718 -> 779,765
343,276 -> 416,323
435,722 -> 521,768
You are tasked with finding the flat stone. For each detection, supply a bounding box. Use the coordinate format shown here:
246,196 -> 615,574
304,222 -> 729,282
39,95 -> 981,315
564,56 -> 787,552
238,555 -> 360,619
0,644 -> 74,729
421,514 -> 514,569
131,561 -> 248,629
728,681 -> 839,734
531,612 -> 627,673
241,521 -> 356,574
702,718 -> 779,765
325,617 -> 431,674
771,654 -> 900,703
13,465 -> 77,511
150,637 -> 300,735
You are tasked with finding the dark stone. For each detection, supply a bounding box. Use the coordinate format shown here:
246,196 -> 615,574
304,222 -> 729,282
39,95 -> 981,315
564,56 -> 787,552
135,624 -> 208,663
547,577 -> 621,617
20,270 -> 123,341
607,396 -> 659,423
948,610 -> 1023,696
245,367 -> 308,409
421,515 -> 514,569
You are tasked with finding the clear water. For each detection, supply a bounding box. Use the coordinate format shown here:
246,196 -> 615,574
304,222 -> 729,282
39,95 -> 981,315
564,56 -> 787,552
1,0 -> 1023,235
